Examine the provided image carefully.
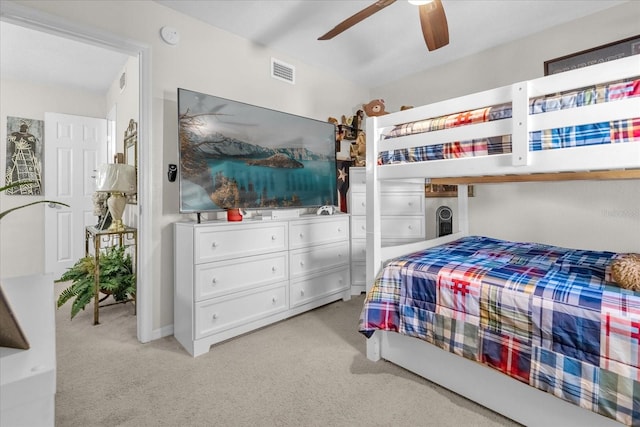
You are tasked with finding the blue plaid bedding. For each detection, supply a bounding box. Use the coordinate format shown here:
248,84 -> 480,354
379,78 -> 639,164
360,236 -> 640,425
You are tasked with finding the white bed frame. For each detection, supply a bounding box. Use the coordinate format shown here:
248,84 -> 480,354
364,56 -> 640,427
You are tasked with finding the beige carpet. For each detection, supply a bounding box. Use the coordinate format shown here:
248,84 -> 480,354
54,283 -> 520,427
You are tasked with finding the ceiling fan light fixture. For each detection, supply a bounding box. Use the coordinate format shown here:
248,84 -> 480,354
408,0 -> 432,6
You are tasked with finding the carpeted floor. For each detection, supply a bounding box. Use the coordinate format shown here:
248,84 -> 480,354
54,284 -> 520,426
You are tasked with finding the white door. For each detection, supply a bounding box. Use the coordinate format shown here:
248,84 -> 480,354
44,113 -> 107,278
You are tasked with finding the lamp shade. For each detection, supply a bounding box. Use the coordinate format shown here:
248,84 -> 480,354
95,164 -> 136,194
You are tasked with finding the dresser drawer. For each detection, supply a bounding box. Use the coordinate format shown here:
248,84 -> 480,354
349,168 -> 424,193
290,267 -> 349,308
351,192 -> 424,216
195,284 -> 287,339
289,217 -> 348,249
290,241 -> 349,279
194,222 -> 287,263
351,238 -> 366,262
194,252 -> 288,302
351,262 -> 366,285
351,216 -> 424,239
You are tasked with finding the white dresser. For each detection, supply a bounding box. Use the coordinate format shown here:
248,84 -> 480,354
174,214 -> 350,357
348,167 -> 426,294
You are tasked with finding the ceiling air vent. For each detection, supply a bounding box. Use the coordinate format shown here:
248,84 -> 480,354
119,71 -> 126,92
271,58 -> 295,84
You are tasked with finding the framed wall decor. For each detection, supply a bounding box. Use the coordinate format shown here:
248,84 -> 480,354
123,119 -> 138,204
544,35 -> 640,75
5,116 -> 44,195
425,184 -> 474,198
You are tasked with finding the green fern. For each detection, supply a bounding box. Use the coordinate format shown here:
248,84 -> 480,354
56,245 -> 135,319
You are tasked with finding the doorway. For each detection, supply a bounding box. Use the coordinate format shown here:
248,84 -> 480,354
0,2 -> 152,342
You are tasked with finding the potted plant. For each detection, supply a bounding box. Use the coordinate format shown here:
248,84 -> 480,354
56,245 -> 136,319
0,180 -> 68,220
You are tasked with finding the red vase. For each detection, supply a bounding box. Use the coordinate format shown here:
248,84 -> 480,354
226,208 -> 243,221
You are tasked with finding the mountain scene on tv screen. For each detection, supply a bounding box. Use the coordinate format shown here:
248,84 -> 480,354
178,110 -> 335,211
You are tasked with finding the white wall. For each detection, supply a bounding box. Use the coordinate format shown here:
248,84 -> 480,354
4,0 -> 370,337
374,2 -> 640,253
0,78 -> 106,277
106,55 -> 139,156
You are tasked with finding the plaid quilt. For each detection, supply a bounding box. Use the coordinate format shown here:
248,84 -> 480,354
378,78 -> 639,165
359,236 -> 640,425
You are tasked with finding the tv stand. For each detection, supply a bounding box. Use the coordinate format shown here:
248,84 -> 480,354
173,214 -> 351,356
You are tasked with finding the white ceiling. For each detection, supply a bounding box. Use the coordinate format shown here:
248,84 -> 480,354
155,0 -> 630,87
0,1 -> 631,93
0,20 -> 130,94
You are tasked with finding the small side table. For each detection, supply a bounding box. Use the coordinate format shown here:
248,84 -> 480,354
85,226 -> 137,325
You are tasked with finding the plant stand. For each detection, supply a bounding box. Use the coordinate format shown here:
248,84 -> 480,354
85,226 -> 137,325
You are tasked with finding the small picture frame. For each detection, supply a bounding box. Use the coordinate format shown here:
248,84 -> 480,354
97,211 -> 113,231
544,35 -> 640,75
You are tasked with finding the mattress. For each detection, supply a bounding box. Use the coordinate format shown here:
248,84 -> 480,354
378,78 -> 640,164
359,236 -> 640,425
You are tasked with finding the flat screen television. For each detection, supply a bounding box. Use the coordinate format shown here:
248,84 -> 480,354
177,88 -> 338,213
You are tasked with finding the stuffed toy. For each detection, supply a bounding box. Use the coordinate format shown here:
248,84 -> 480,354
350,131 -> 366,166
610,253 -> 640,291
363,99 -> 389,117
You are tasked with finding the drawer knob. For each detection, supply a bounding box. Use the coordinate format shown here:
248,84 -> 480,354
361,202 -> 365,207
212,313 -> 218,320
360,225 -> 366,230
271,266 -> 277,272
337,227 -> 342,232
271,235 -> 277,240
300,261 -> 304,266
300,290 -> 305,296
211,278 -> 217,285
211,242 -> 217,248
408,202 -> 413,206
408,225 -> 413,230
272,296 -> 277,303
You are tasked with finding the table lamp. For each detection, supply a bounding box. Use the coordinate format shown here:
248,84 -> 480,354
95,164 -> 136,231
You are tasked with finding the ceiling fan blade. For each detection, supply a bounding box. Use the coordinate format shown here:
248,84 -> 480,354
419,0 -> 449,51
318,0 -> 396,40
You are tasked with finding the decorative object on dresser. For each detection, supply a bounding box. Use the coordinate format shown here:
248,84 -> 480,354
347,167 -> 425,295
226,208 -> 244,222
174,215 -> 351,357
95,164 -> 136,232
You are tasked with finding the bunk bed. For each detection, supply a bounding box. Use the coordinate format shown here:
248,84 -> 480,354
359,55 -> 640,427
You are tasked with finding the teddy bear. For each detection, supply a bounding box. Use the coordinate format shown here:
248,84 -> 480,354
363,99 -> 389,117
610,253 -> 640,291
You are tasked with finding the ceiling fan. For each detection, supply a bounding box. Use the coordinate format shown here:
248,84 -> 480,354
318,0 -> 449,52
